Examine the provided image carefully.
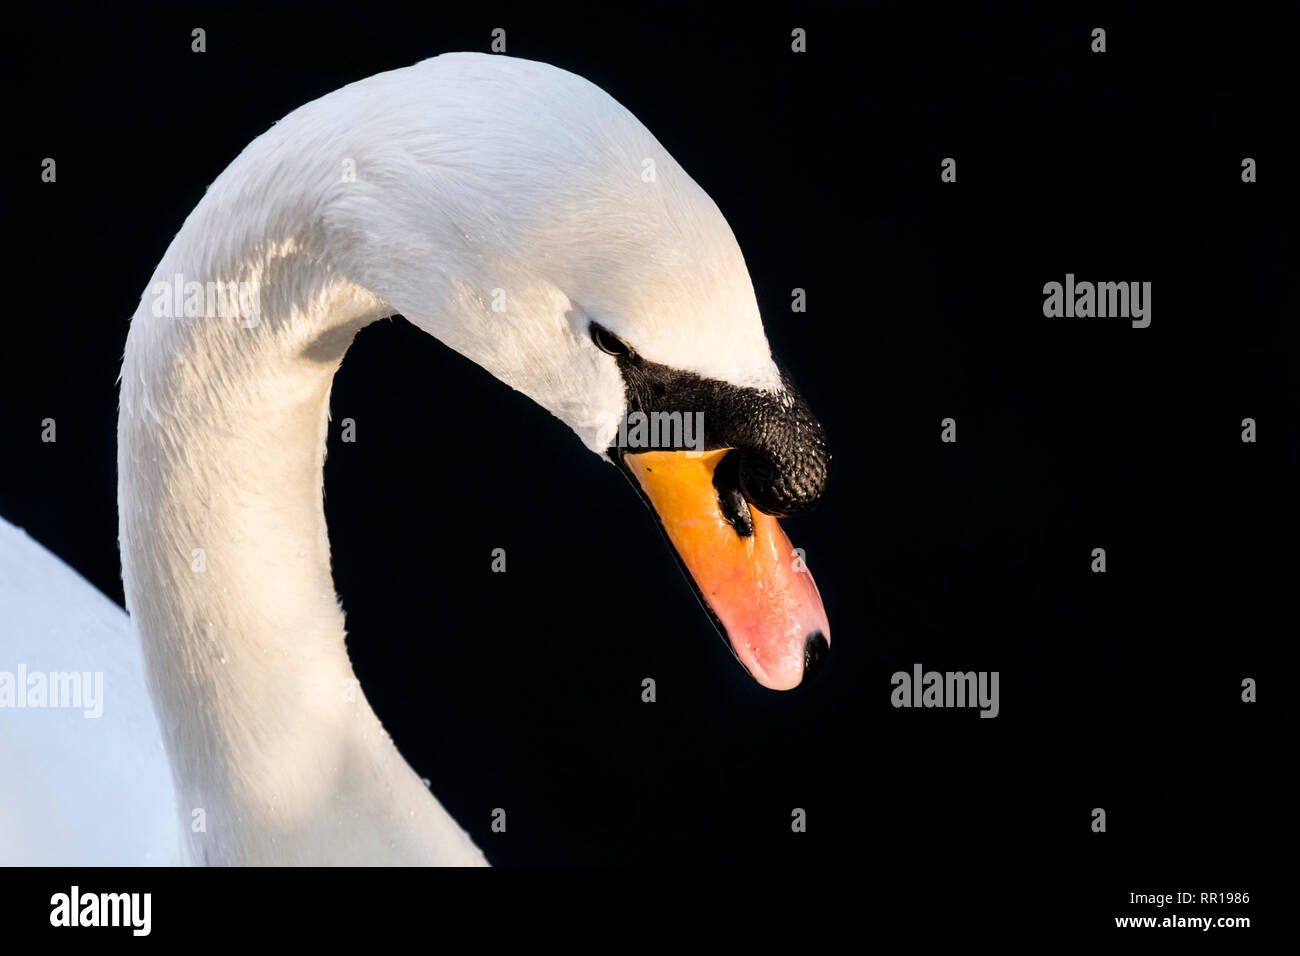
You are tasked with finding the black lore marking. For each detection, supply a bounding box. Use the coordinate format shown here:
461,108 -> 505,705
591,322 -> 831,516
712,449 -> 754,537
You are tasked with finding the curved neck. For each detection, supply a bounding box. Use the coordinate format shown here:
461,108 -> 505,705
114,52 -> 776,864
118,226 -> 486,865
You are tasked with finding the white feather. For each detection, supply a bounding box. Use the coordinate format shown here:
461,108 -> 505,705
1,52 -> 781,865
0,518 -> 181,864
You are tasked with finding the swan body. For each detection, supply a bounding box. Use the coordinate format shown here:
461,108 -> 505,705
0,518 -> 181,864
0,52 -> 830,865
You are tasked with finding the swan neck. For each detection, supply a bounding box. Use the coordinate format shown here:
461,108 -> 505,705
118,229 -> 484,864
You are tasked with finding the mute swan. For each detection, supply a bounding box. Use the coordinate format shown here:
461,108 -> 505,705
0,52 -> 830,865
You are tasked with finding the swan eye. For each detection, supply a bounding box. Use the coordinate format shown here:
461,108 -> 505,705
590,323 -> 634,358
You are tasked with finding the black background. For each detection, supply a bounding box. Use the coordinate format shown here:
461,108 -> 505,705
0,0 -> 1288,926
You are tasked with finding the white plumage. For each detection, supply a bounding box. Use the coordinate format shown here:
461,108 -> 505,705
0,518 -> 181,864
0,52 -> 783,865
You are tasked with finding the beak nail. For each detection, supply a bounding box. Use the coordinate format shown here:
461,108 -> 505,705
802,630 -> 828,683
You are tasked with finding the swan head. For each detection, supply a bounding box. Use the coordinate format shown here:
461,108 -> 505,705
325,53 -> 832,688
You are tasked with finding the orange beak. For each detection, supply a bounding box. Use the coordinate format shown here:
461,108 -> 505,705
620,449 -> 830,690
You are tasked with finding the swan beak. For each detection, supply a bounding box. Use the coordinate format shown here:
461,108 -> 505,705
620,449 -> 830,690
